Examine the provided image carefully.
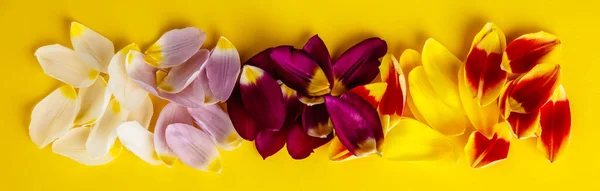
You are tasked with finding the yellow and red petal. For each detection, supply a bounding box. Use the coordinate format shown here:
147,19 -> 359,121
328,136 -> 356,162
331,38 -> 387,96
287,121 -> 333,160
508,63 -> 560,114
348,82 -> 387,109
503,32 -> 561,73
537,85 -> 571,163
458,65 -> 499,139
507,111 -> 540,139
239,65 -> 286,131
464,23 -> 507,106
464,122 -> 512,168
378,54 -> 407,131
270,46 -> 331,96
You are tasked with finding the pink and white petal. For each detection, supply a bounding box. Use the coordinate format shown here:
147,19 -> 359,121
205,37 -> 241,101
116,122 -> 163,165
144,27 -> 206,68
154,102 -> 194,166
165,123 -> 222,172
158,76 -> 206,108
188,104 -> 242,150
127,96 -> 154,129
86,98 -> 128,158
107,43 -> 148,110
35,44 -> 98,88
74,78 -> 111,126
29,85 -> 79,148
126,50 -> 159,95
70,22 -> 115,73
158,49 -> 209,93
52,126 -> 122,166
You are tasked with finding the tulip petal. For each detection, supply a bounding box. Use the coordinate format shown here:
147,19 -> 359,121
281,84 -> 303,126
126,50 -> 159,95
205,37 -> 241,101
165,123 -> 222,172
107,43 -> 148,110
381,118 -> 458,163
158,49 -> 208,93
29,85 -> 79,148
325,94 -> 383,157
35,44 -> 99,88
464,122 -> 512,168
508,63 -> 560,114
348,82 -> 387,109
255,127 -> 289,159
297,94 -> 325,105
245,48 -> 278,77
160,75 -> 207,108
458,65 -> 499,139
301,104 -> 332,138
228,86 -> 260,141
287,122 -> 333,159
239,65 -> 286,131
332,38 -> 387,96
127,96 -> 153,129
328,136 -> 356,162
378,54 -> 407,132
144,27 -> 206,68
399,49 -> 426,122
421,39 -> 463,109
116,122 -> 163,165
503,32 -> 561,73
154,102 -> 194,166
74,78 -> 110,126
52,126 -> 122,166
464,23 -> 507,106
270,46 -> 331,96
196,67 -> 217,104
537,85 -> 571,163
188,105 -> 242,150
70,22 -> 115,73
303,35 -> 334,88
409,66 -> 468,136
86,98 -> 128,158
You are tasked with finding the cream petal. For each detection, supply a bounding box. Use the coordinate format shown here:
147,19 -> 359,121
116,122 -> 163,165
70,22 -> 115,73
29,85 -> 79,148
107,43 -> 148,111
158,49 -> 209,93
144,27 -> 206,68
188,104 -> 242,150
205,37 -> 241,101
127,96 -> 154,129
35,44 -> 99,88
74,78 -> 111,126
86,98 -> 129,158
165,123 -> 222,172
52,126 -> 122,166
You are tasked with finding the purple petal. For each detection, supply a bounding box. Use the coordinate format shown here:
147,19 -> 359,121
301,103 -> 333,138
281,84 -> 302,127
270,46 -> 331,96
332,38 -> 387,95
227,86 -> 260,141
255,127 -> 289,159
325,94 -> 383,157
286,121 -> 333,160
303,35 -> 334,88
239,65 -> 286,131
245,48 -> 278,78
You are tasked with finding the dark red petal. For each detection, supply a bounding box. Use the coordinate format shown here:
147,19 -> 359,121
465,49 -> 507,106
303,35 -> 334,89
255,127 -> 289,160
507,111 -> 540,139
509,64 -> 560,114
270,46 -> 330,96
538,86 -> 571,163
332,38 -> 387,95
301,103 -> 333,138
240,65 -> 286,131
286,122 -> 333,160
245,48 -> 278,78
227,85 -> 260,141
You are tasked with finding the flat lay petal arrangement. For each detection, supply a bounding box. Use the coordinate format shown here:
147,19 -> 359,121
29,22 -> 571,172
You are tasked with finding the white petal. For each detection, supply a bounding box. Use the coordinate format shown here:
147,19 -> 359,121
86,98 -> 128,158
35,44 -> 98,88
116,121 -> 163,165
52,126 -> 122,166
158,49 -> 208,93
127,96 -> 154,129
74,78 -> 110,125
107,43 -> 148,110
144,27 -> 206,68
70,22 -> 115,73
188,104 -> 242,150
154,103 -> 194,166
29,85 -> 79,148
166,123 -> 221,172
205,37 -> 241,101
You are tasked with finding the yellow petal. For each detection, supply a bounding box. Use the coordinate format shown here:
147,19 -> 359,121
458,66 -> 499,139
29,85 -> 79,148
421,39 -> 463,109
399,49 -> 426,123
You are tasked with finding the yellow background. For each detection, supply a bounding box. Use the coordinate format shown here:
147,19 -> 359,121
1,0 -> 598,190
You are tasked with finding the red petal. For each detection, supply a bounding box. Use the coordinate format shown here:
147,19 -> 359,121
465,123 -> 511,168
537,85 -> 571,163
507,111 -> 540,139
287,122 -> 333,160
240,65 -> 286,131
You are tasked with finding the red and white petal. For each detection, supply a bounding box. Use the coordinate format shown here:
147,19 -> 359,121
74,78 -> 111,126
29,85 -> 79,148
154,102 -> 194,166
52,126 -> 122,166
205,37 -> 241,101
35,44 -> 99,88
503,32 -> 561,73
458,65 -> 499,139
188,104 -> 242,150
537,85 -> 571,163
127,96 -> 154,129
70,22 -> 115,73
158,49 -> 209,93
116,122 -> 163,165
86,98 -> 128,158
508,63 -> 560,114
165,123 -> 222,172
144,27 -> 206,68
464,122 -> 512,168
107,43 -> 148,110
